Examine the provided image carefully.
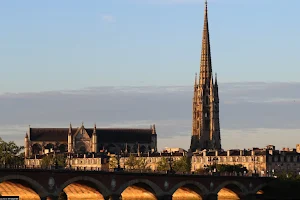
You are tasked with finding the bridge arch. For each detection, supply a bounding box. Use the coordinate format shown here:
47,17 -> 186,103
0,174 -> 48,197
169,180 -> 209,196
115,179 -> 163,196
213,180 -> 248,199
57,176 -> 110,197
250,182 -> 268,196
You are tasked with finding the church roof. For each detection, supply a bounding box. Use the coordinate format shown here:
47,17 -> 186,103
86,128 -> 153,144
30,128 -> 72,141
29,127 -> 154,143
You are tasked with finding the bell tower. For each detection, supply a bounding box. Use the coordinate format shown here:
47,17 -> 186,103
190,0 -> 221,152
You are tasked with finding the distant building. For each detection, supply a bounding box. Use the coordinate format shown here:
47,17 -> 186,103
24,123 -> 157,158
296,144 -> 300,153
163,147 -> 187,154
191,145 -> 300,176
114,152 -> 186,171
24,153 -> 110,171
192,149 -> 267,175
190,0 -> 221,152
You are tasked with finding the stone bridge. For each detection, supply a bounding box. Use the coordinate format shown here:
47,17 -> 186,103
0,169 -> 275,200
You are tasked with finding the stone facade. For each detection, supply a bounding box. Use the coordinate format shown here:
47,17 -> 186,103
192,149 -> 267,175
25,153 -> 110,171
192,145 -> 300,176
190,0 -> 221,152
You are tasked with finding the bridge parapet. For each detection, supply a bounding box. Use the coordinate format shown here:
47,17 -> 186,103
0,168 -> 275,199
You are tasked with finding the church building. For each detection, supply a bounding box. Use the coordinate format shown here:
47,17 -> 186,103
24,123 -> 157,158
190,1 -> 221,152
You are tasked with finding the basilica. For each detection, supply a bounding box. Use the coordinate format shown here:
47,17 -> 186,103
24,123 -> 157,158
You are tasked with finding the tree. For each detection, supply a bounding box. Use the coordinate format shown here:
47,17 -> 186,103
0,137 -> 24,167
156,157 -> 170,172
125,155 -> 138,169
41,153 -> 66,168
109,156 -> 118,169
205,164 -> 248,174
173,156 -> 191,173
41,155 -> 53,168
136,157 -> 150,170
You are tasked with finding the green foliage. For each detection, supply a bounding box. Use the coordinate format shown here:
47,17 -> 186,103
0,137 -> 24,167
156,157 -> 170,171
109,156 -> 118,169
41,154 -> 66,168
205,164 -> 248,173
194,167 -> 207,174
156,156 -> 192,173
125,155 -> 137,169
136,157 -> 149,170
276,173 -> 300,181
173,156 -> 191,173
124,155 -> 150,170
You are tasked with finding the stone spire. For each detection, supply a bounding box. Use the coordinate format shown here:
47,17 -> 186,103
190,0 -> 221,152
199,0 -> 212,86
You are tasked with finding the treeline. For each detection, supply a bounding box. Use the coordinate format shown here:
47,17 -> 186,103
203,164 -> 248,174
110,155 -> 192,173
0,137 -> 24,167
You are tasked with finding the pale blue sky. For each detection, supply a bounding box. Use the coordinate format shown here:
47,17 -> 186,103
0,0 -> 299,93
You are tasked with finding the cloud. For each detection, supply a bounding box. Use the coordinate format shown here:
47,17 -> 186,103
102,14 -> 116,23
1,82 -> 300,151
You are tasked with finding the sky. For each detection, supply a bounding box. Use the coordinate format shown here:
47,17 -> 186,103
0,0 -> 300,151
1,83 -> 300,151
0,0 -> 300,93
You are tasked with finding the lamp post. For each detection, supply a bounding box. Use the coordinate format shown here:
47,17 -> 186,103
252,156 -> 257,176
114,149 -> 124,172
68,153 -> 73,169
212,157 -> 218,173
167,150 -> 174,174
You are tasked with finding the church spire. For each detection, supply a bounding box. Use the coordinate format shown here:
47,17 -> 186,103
199,0 -> 212,86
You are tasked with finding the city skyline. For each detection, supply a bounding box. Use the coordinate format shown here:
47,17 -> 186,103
0,0 -> 299,152
0,0 -> 300,93
1,83 -> 300,151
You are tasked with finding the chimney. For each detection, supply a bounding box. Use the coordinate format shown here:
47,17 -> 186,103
215,150 -> 218,156
240,150 -> 243,156
203,149 -> 207,157
268,149 -> 273,155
